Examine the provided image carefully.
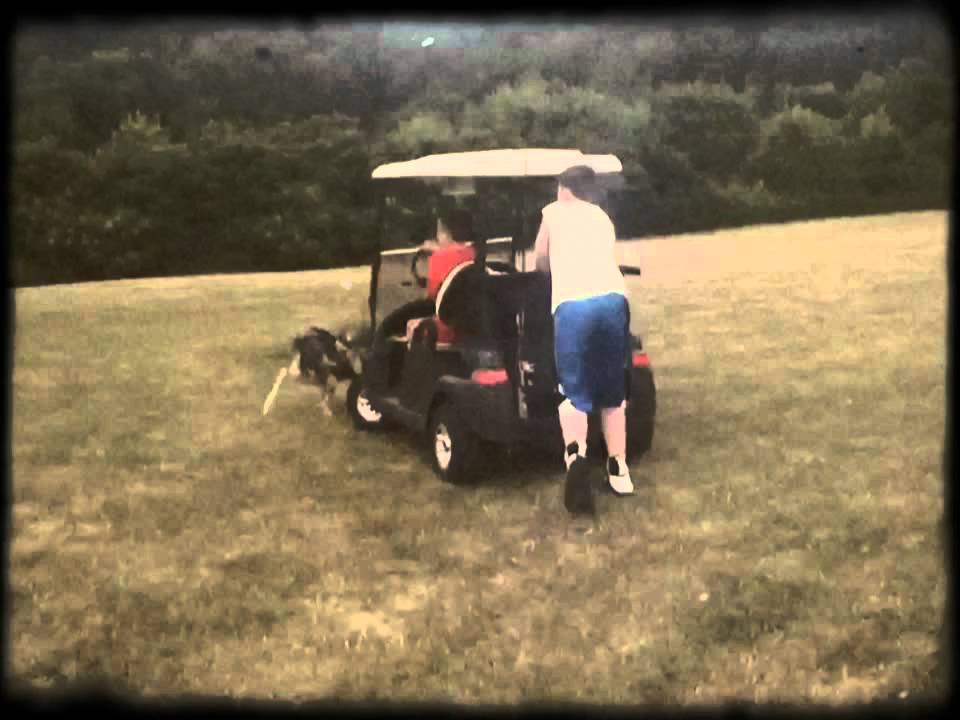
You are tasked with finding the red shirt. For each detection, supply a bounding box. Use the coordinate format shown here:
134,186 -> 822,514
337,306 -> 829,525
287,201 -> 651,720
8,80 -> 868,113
427,244 -> 475,343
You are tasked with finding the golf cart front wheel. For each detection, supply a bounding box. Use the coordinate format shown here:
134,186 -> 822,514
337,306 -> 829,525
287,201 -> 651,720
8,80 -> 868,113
347,377 -> 384,430
428,402 -> 482,485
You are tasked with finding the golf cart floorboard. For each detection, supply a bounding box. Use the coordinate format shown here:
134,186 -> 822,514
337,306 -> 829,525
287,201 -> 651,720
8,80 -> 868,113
376,395 -> 426,429
375,389 -> 560,449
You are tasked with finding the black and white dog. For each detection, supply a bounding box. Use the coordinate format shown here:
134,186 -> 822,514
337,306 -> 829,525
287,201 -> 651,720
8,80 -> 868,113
290,327 -> 363,416
262,327 -> 363,417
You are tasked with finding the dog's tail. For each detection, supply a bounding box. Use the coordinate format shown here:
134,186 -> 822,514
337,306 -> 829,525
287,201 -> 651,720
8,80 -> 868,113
262,369 -> 287,416
263,354 -> 299,416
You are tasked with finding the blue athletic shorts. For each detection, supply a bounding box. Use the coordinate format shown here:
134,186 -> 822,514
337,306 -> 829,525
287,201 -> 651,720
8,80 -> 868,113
553,293 -> 629,414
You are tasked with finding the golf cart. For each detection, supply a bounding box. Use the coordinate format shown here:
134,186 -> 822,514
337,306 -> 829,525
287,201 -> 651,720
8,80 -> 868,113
346,149 -> 655,484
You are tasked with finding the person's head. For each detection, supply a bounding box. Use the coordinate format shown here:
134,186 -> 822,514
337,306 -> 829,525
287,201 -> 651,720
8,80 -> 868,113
557,165 -> 598,203
436,208 -> 474,247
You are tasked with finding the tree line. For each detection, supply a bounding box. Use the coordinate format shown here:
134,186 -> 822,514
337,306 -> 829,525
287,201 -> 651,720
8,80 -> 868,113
11,17 -> 953,287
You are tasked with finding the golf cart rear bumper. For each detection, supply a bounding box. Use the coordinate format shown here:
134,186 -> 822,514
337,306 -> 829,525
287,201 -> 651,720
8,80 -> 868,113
433,376 -> 564,451
432,364 -> 654,449
433,376 -> 520,444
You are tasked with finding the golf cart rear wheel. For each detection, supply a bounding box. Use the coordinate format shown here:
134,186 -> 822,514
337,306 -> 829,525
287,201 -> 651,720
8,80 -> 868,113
627,371 -> 656,459
428,402 -> 482,485
627,407 -> 655,459
347,377 -> 384,431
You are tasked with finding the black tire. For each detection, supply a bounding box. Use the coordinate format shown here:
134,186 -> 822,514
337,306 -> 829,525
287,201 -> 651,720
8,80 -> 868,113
627,407 -> 655,459
428,402 -> 483,485
347,376 -> 385,431
627,370 -> 656,460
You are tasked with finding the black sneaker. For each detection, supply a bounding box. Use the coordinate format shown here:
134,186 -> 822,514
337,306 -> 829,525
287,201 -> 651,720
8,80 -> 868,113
564,456 -> 595,515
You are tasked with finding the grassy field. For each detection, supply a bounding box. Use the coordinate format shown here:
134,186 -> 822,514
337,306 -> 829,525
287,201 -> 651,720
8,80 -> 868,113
10,211 -> 948,704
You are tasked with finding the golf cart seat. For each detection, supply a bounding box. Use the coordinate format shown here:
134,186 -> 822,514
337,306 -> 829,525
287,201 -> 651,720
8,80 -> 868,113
392,258 -> 503,349
435,259 -> 516,339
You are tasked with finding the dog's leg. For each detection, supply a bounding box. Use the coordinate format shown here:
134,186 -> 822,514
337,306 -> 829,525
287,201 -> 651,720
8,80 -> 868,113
288,352 -> 302,378
321,374 -> 337,417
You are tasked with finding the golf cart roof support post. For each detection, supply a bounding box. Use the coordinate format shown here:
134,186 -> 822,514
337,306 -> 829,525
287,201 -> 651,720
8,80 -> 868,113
475,215 -> 488,339
519,189 -> 529,270
369,183 -> 386,333
517,189 -> 529,326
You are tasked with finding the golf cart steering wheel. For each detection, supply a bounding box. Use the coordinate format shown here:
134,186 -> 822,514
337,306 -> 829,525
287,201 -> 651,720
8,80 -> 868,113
410,248 -> 430,289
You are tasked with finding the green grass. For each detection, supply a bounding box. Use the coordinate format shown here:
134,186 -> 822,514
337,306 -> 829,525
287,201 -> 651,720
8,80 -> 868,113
10,212 -> 947,703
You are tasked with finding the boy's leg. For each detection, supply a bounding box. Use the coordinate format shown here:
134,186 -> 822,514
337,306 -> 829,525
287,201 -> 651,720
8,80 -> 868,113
554,302 -> 595,515
595,295 -> 633,495
558,398 -> 588,469
600,402 -> 627,457
601,401 -> 633,495
554,302 -> 592,468
559,397 -> 593,515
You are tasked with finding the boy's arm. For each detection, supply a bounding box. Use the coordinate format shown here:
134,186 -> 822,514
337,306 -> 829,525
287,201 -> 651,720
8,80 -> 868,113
534,219 -> 550,273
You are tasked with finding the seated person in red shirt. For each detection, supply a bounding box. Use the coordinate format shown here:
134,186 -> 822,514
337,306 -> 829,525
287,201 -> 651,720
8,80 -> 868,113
407,208 -> 476,345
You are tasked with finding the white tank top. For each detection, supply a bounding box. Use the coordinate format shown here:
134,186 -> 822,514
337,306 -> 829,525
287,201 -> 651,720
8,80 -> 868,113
542,199 -> 626,313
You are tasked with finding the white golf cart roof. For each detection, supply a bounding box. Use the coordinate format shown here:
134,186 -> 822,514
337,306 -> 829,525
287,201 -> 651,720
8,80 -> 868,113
371,148 -> 622,179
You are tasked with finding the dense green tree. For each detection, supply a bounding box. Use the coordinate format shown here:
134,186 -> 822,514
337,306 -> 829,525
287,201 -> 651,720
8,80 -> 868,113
653,81 -> 759,180
10,19 -> 953,286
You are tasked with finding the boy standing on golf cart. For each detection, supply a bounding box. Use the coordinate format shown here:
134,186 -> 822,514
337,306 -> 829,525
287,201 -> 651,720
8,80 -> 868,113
534,165 -> 632,512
